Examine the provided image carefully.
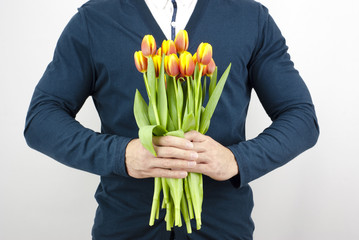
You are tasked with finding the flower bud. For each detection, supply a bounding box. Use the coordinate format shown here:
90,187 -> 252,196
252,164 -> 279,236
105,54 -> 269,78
179,51 -> 195,77
156,47 -> 162,56
161,40 -> 177,56
152,55 -> 162,77
165,54 -> 180,77
141,35 -> 156,57
196,42 -> 212,65
174,30 -> 189,54
205,58 -> 216,77
134,51 -> 148,73
192,52 -> 198,65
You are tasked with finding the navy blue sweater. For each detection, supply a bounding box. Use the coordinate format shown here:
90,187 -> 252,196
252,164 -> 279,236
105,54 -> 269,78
24,0 -> 319,239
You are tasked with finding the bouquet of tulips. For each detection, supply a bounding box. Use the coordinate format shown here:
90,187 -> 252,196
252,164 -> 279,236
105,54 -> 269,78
133,30 -> 231,233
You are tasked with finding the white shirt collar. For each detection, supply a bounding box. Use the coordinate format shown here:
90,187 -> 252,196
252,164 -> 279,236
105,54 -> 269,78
149,0 -> 195,10
144,0 -> 198,40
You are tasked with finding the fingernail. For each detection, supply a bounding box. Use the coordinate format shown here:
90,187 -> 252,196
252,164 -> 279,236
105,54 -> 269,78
190,152 -> 198,160
180,171 -> 188,177
188,161 -> 196,167
186,142 -> 194,149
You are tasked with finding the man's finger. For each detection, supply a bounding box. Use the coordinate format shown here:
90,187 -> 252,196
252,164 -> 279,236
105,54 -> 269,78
155,146 -> 198,161
150,168 -> 188,179
184,130 -> 207,142
153,135 -> 194,149
149,157 -> 197,170
189,163 -> 210,175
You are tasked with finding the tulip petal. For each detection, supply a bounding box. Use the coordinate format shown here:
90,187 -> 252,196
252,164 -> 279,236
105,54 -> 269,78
142,35 -> 157,57
175,30 -> 189,54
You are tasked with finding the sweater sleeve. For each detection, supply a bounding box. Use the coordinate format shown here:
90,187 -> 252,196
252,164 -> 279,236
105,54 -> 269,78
228,5 -> 319,188
24,10 -> 132,177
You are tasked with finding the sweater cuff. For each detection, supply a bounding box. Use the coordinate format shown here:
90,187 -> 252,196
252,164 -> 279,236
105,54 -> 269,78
227,144 -> 249,188
114,136 -> 134,177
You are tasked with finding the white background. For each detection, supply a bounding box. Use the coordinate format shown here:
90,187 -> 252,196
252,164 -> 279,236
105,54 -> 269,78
1,0 -> 358,239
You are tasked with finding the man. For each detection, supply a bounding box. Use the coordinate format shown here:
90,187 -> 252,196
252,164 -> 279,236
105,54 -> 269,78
24,0 -> 319,239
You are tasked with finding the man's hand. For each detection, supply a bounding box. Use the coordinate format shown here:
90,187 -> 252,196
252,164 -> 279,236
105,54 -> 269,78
185,131 -> 239,181
125,136 -> 198,179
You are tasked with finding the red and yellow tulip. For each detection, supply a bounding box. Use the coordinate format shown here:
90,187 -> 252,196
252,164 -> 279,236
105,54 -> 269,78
174,30 -> 189,54
156,47 -> 162,56
165,54 -> 180,77
196,42 -> 212,65
205,58 -> 216,77
152,55 -> 162,77
192,52 -> 198,65
179,51 -> 195,77
141,35 -> 157,57
162,40 -> 177,56
134,51 -> 148,73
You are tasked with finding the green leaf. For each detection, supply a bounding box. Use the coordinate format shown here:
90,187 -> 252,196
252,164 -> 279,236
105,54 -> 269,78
208,67 -> 217,99
165,129 -> 185,138
199,63 -> 231,134
200,106 -> 210,134
157,55 -> 167,128
176,80 -> 184,128
167,76 -> 178,129
139,125 -> 157,156
202,76 -> 207,104
139,125 -> 168,156
133,89 -> 150,128
147,57 -> 157,103
181,112 -> 195,132
195,87 -> 202,131
167,114 -> 176,132
193,62 -> 200,81
153,124 -> 168,136
148,98 -> 157,125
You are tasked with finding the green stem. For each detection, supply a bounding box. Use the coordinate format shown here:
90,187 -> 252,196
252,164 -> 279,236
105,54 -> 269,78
162,178 -> 169,206
151,100 -> 160,125
188,172 -> 203,230
175,206 -> 182,227
195,65 -> 203,111
143,73 -> 151,99
172,77 -> 182,129
180,194 -> 192,234
149,177 -> 162,226
166,202 -> 173,231
194,65 -> 204,131
184,177 -> 194,219
186,76 -> 193,114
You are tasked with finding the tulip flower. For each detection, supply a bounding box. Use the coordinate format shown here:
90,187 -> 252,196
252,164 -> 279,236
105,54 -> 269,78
196,42 -> 212,65
162,40 -> 177,56
192,52 -> 198,65
174,30 -> 189,54
141,35 -> 157,57
179,51 -> 195,77
201,65 -> 208,77
156,47 -> 162,56
152,55 -> 162,77
134,51 -> 148,73
205,58 -> 216,77
165,54 -> 180,77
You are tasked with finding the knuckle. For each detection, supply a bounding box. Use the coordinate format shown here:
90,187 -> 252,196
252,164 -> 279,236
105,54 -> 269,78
162,136 -> 173,145
161,159 -> 171,169
167,147 -> 177,156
